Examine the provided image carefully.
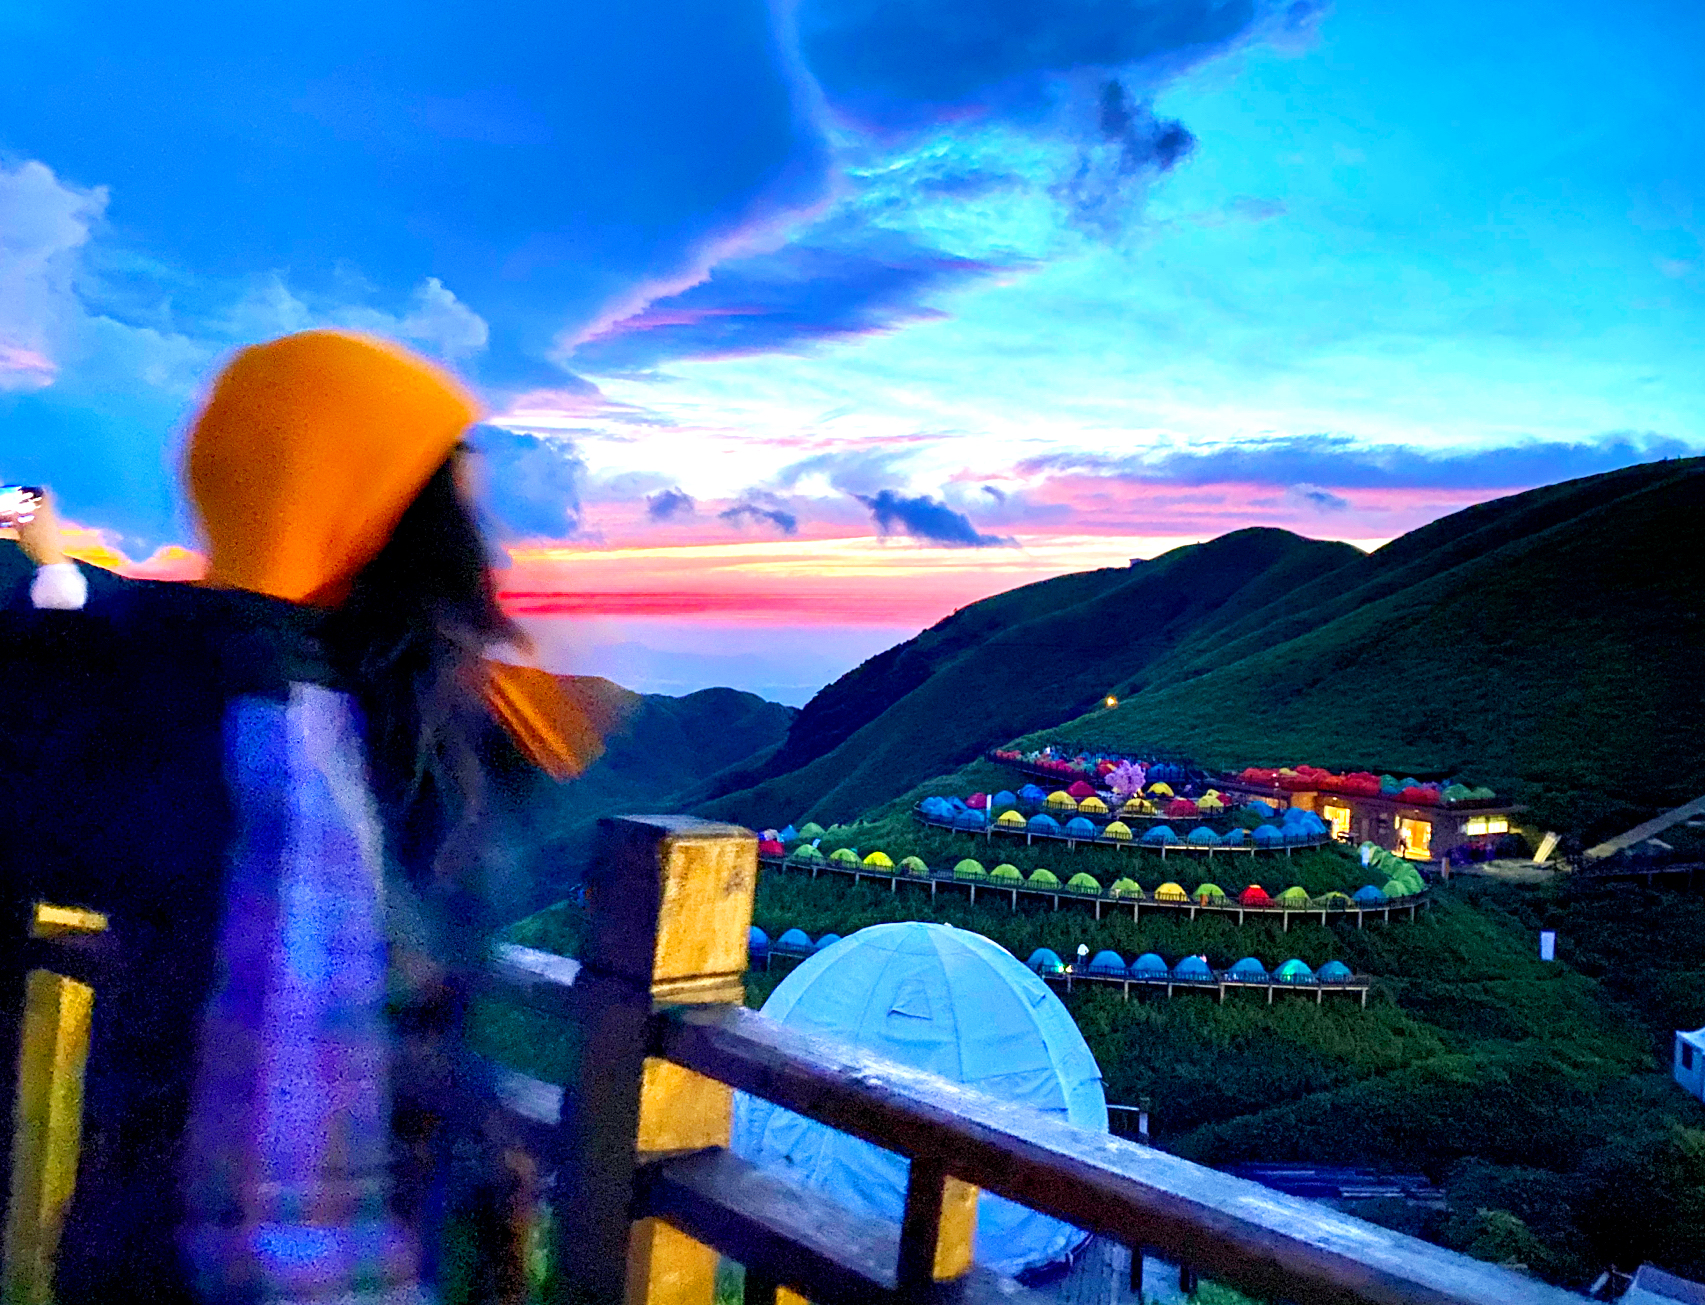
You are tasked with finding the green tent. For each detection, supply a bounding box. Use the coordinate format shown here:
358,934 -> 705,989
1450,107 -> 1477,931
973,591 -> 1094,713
862,850 -> 894,871
1318,890 -> 1352,909
798,822 -> 825,839
1065,872 -> 1102,895
954,858 -> 989,880
790,844 -> 824,863
1195,882 -> 1227,904
1028,868 -> 1061,888
1275,886 -> 1310,907
829,848 -> 860,866
900,855 -> 930,877
991,863 -> 1024,882
1110,877 -> 1144,899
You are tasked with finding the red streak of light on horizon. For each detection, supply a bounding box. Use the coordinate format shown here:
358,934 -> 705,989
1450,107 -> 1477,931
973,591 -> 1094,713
497,588 -> 942,621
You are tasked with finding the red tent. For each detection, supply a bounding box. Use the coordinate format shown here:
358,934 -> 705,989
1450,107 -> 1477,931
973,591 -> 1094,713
1399,786 -> 1440,806
967,792 -> 989,809
1238,884 -> 1272,907
1165,797 -> 1198,818
1067,780 -> 1097,799
758,839 -> 785,857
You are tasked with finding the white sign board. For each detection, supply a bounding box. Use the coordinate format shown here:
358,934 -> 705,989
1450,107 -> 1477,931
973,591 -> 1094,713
1539,931 -> 1556,962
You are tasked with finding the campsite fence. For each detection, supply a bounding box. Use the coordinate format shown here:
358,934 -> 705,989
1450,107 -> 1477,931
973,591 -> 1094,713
10,816 -> 1565,1305
909,803 -> 1339,853
763,852 -> 1429,929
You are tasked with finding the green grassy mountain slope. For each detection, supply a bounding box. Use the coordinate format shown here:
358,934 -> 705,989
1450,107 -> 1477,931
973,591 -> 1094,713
696,528 -> 1359,825
702,458 -> 1705,838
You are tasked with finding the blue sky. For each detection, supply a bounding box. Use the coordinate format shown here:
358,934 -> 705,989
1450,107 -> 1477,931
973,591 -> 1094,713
2,0 -> 1701,700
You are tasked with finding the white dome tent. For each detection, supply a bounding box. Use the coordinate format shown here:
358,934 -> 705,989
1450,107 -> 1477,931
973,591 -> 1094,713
731,921 -> 1108,1277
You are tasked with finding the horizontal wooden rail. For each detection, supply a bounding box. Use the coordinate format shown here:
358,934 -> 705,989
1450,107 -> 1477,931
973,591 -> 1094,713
654,1003 -> 1582,1305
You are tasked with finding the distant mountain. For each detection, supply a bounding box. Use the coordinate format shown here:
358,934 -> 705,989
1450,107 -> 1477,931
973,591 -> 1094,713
699,459 -> 1705,839
506,676 -> 794,902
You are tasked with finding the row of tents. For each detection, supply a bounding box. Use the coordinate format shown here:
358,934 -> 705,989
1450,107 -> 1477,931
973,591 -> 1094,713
966,785 -> 1232,817
910,795 -> 1334,848
989,749 -> 1201,787
1235,764 -> 1499,807
745,927 -> 1360,989
763,844 -> 1421,907
1027,947 -> 1357,985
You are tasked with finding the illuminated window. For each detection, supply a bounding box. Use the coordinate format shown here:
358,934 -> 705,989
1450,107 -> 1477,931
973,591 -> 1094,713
1465,816 -> 1509,837
1322,802 -> 1352,840
1465,818 -> 1488,836
1396,817 -> 1432,859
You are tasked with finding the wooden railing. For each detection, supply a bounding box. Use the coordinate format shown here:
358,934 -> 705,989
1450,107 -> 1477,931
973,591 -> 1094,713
10,816 -> 1586,1304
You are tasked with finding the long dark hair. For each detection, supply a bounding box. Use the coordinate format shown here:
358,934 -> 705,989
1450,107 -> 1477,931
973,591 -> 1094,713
321,449 -> 520,883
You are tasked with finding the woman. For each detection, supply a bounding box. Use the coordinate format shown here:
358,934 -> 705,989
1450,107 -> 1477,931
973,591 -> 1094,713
16,331 -> 591,1303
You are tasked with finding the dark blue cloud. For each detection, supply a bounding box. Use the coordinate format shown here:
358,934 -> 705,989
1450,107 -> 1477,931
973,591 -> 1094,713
855,489 -> 1015,547
646,487 -> 696,520
720,501 -> 800,534
572,230 -> 1019,370
1021,434 -> 1703,491
469,425 -> 583,537
0,0 -> 830,382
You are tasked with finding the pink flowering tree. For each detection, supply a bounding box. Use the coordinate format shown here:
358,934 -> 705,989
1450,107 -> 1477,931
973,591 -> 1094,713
1107,760 -> 1146,801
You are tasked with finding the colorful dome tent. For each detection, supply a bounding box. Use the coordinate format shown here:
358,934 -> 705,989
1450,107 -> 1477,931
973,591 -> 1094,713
1066,780 -> 1097,799
1077,795 -> 1110,816
1172,955 -> 1212,982
1065,872 -> 1102,895
1086,950 -> 1127,977
920,797 -> 953,821
996,810 -> 1028,830
1018,784 -> 1047,803
899,856 -> 929,877
863,851 -> 894,869
1064,816 -> 1097,839
1382,879 -> 1415,900
953,858 -> 988,881
1274,959 -> 1315,984
1129,953 -> 1168,979
1221,828 -> 1248,848
991,863 -> 1024,883
1110,878 -> 1144,900
775,928 -> 814,954
791,844 -> 824,863
1194,883 -> 1227,905
1186,827 -> 1222,847
759,838 -> 785,856
1147,782 -> 1174,798
798,822 -> 825,839
1120,797 -> 1156,816
1027,947 -> 1066,975
992,790 -> 1018,809
829,847 -> 860,866
749,926 -> 769,965
1028,868 -> 1061,889
1317,960 -> 1353,984
1141,825 -> 1176,847
1154,882 -> 1189,903
1318,891 -> 1352,910
1253,825 -> 1284,848
1196,793 -> 1225,814
1165,797 -> 1199,818
1238,884 -> 1272,907
778,824 -> 798,842
1275,886 -> 1310,908
1028,813 -> 1062,835
1045,791 -> 1079,814
1103,820 -> 1133,842
1352,885 -> 1388,906
813,933 -> 842,952
1244,800 -> 1276,819
1227,957 -> 1268,981
735,923 -> 1106,1275
954,809 -> 987,830
967,792 -> 989,809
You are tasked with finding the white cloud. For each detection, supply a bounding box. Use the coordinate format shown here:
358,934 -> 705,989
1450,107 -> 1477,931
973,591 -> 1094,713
225,271 -> 490,360
0,160 -> 107,390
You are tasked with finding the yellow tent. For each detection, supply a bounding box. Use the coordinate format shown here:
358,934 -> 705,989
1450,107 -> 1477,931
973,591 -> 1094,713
1196,794 -> 1225,813
1154,881 -> 1189,903
862,850 -> 894,869
1103,820 -> 1133,841
1120,797 -> 1155,816
1147,782 -> 1174,798
1077,794 -> 1109,816
995,809 -> 1028,829
1044,791 -> 1079,813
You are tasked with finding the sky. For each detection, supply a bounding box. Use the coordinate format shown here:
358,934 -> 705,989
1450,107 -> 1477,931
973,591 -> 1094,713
2,0 -> 1702,704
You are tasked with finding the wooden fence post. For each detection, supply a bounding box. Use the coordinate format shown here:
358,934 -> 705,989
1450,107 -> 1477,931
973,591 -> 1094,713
3,904 -> 107,1305
553,816 -> 758,1305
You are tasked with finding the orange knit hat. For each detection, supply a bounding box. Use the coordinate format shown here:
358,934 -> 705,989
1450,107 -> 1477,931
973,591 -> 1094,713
186,330 -> 478,606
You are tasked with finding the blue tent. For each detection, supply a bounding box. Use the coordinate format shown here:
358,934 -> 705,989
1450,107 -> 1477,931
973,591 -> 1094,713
1228,957 -> 1268,981
813,933 -> 843,952
1019,784 -> 1047,802
1129,953 -> 1169,979
1252,824 -> 1284,848
1065,816 -> 1097,838
1245,800 -> 1276,818
1284,825 -> 1314,846
1028,813 -> 1061,834
749,926 -> 769,964
1318,960 -> 1354,983
1171,955 -> 1213,982
993,790 -> 1018,808
1274,959 -> 1315,984
734,923 -> 1106,1275
778,824 -> 798,842
775,928 -> 814,953
1026,947 -> 1066,975
1221,828 -> 1248,847
1187,826 -> 1221,847
921,797 -> 952,820
1087,950 -> 1127,977
954,809 -> 987,830
1141,824 -> 1175,846
1352,885 -> 1388,905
